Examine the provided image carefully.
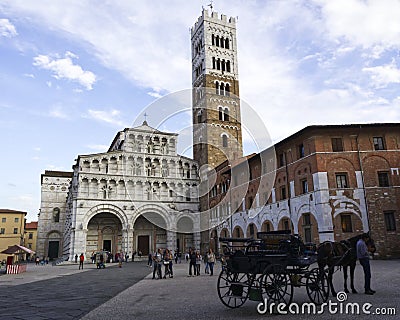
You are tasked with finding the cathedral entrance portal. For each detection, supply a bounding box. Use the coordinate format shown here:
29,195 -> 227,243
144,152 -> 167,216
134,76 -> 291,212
134,213 -> 167,254
86,212 -> 123,255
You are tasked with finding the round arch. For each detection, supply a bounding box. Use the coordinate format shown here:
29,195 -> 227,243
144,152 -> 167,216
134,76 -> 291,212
83,204 -> 128,230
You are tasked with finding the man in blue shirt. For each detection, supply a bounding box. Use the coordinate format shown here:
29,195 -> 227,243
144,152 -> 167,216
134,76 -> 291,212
356,233 -> 376,295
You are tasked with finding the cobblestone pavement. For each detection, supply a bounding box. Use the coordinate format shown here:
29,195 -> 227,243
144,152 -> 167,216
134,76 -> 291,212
0,261 -> 150,320
1,259 -> 399,320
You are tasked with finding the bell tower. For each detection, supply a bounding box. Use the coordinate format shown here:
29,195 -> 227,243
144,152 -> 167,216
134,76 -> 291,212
191,9 -> 243,173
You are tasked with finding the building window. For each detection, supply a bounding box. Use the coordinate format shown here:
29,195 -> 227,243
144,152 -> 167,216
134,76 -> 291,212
53,208 -> 60,223
218,107 -> 223,120
13,228 -> 18,234
29,233 -> 33,239
28,243 -> 32,249
222,135 -> 228,148
301,179 -> 308,194
14,217 -> 19,223
1,217 -> 6,223
378,171 -> 390,187
331,138 -> 344,152
336,173 -> 348,188
341,214 -> 353,233
384,211 -> 396,231
298,143 -> 305,158
0,228 -> 4,234
373,137 -> 385,150
280,186 -> 287,200
279,153 -> 285,167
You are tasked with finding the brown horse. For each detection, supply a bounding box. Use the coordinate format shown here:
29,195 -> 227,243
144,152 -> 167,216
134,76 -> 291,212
317,233 -> 375,296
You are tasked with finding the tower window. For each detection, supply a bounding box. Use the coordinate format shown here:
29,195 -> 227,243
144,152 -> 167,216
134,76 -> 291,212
221,37 -> 225,48
225,38 -> 229,49
221,60 -> 226,72
222,134 -> 228,148
216,59 -> 221,70
226,60 -> 231,72
224,108 -> 229,121
215,81 -> 219,94
216,35 -> 220,47
219,107 -> 223,120
212,57 -> 216,69
212,34 -> 215,45
225,83 -> 230,96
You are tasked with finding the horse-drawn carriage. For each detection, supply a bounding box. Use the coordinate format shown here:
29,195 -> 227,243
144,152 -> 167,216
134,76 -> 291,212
217,231 -> 329,309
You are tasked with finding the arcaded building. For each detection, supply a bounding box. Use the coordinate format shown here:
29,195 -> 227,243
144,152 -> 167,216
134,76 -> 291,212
208,124 -> 400,258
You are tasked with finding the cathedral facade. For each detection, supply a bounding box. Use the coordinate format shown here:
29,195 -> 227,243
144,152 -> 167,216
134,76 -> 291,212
38,122 -> 200,261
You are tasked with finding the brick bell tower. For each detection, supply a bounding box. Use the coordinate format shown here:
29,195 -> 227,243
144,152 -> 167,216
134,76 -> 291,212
191,9 -> 243,175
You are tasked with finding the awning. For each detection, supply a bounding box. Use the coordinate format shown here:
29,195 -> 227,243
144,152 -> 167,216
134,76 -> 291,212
1,245 -> 35,254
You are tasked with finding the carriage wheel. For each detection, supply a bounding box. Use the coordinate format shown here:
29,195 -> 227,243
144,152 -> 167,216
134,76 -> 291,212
306,268 -> 329,305
217,270 -> 250,308
261,264 -> 293,307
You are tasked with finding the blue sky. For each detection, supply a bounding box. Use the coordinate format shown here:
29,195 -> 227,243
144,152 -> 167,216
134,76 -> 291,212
1,0 -> 400,222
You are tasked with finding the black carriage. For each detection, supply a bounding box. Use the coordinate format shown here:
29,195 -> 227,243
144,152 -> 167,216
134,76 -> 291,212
217,231 -> 329,309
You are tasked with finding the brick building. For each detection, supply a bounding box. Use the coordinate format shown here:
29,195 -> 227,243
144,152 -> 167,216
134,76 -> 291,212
207,124 -> 400,258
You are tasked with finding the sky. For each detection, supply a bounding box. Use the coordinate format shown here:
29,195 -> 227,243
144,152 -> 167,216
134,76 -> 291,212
1,0 -> 400,222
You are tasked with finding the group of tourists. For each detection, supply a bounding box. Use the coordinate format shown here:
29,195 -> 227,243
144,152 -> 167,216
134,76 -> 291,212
147,247 -> 216,279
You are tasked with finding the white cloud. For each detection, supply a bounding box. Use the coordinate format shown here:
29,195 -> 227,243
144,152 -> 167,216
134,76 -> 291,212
33,147 -> 41,151
147,91 -> 162,99
49,105 -> 69,119
84,109 -> 128,127
23,73 -> 35,78
33,51 -> 96,90
0,18 -> 17,37
363,61 -> 400,88
319,0 -> 400,49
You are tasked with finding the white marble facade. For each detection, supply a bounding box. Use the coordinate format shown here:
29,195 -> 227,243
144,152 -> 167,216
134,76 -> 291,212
40,122 -> 200,261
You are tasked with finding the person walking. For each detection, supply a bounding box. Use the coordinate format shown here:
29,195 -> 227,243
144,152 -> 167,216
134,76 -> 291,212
188,248 -> 196,277
204,252 -> 209,274
152,249 -> 162,279
195,250 -> 202,276
79,253 -> 84,270
207,248 -> 216,276
357,233 -> 376,295
147,252 -> 152,267
75,254 -> 78,264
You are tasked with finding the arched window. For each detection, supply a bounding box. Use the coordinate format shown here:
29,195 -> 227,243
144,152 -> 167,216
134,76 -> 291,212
220,82 -> 224,95
225,38 -> 229,49
197,109 -> 202,123
215,82 -> 219,94
216,36 -> 220,47
222,134 -> 228,147
212,57 -> 216,69
226,60 -> 231,72
218,107 -> 223,120
221,60 -> 226,72
53,208 -> 60,223
221,37 -> 225,48
224,108 -> 229,121
225,83 -> 230,96
212,34 -> 215,45
216,59 -> 221,70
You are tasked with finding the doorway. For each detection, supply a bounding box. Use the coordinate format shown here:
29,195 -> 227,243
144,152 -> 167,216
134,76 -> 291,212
137,235 -> 149,255
103,240 -> 112,252
48,241 -> 59,259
